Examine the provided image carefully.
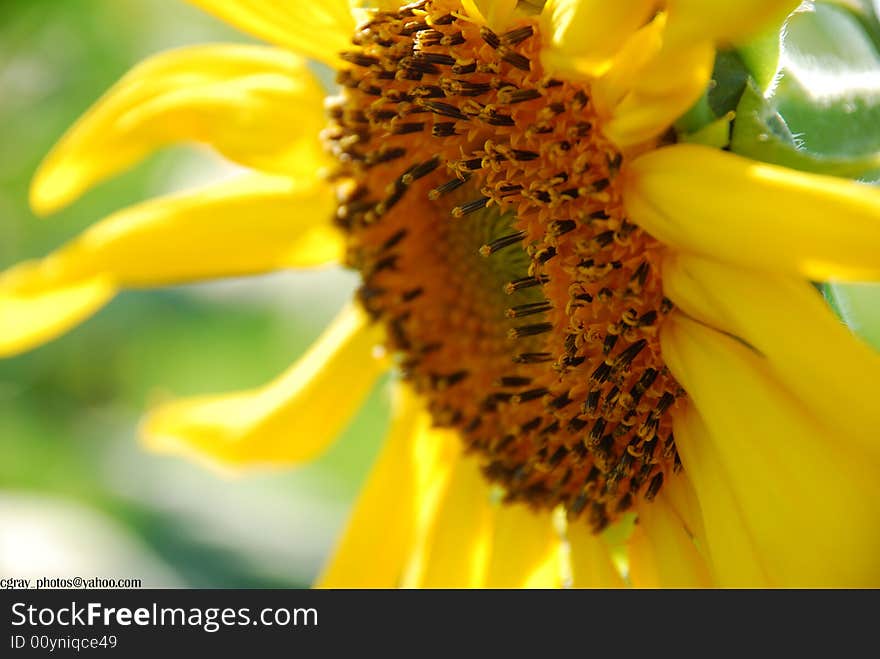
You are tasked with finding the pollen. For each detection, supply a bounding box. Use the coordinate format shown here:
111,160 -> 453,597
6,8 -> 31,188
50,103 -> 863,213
325,0 -> 684,531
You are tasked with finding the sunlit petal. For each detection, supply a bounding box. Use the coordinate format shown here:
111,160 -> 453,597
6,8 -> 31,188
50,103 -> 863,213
628,490 -> 713,588
664,313 -> 880,586
665,0 -> 800,45
319,386 -> 458,587
625,144 -> 880,280
672,404 -> 771,586
590,13 -> 667,117
143,304 -> 386,466
566,522 -> 625,587
602,40 -> 716,149
485,505 -> 563,588
540,0 -> 656,78
461,0 -> 518,31
663,252 -> 880,464
186,0 -> 354,67
0,276 -> 114,357
406,455 -> 495,588
1,176 -> 340,356
31,44 -> 327,215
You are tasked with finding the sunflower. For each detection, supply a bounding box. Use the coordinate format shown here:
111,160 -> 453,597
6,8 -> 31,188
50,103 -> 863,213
3,0 -> 880,588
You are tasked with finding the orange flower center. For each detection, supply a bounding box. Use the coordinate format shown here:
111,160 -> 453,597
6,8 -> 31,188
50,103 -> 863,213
325,0 -> 684,530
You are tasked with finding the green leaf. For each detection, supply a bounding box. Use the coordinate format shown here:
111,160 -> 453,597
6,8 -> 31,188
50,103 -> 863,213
731,3 -> 880,347
820,0 -> 880,49
822,283 -> 880,350
732,2 -> 880,179
738,22 -> 784,91
675,51 -> 749,143
732,81 -> 880,176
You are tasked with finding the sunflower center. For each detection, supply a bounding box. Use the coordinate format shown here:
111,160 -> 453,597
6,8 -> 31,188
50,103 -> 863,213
325,0 -> 684,530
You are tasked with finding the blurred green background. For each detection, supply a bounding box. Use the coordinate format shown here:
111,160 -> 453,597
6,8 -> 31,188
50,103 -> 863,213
0,0 -> 390,587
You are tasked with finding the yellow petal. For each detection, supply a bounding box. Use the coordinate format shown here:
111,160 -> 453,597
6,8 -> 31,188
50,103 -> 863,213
589,13 -> 667,118
666,0 -> 799,45
602,39 -> 716,149
625,144 -> 880,280
32,44 -> 327,215
628,490 -> 713,588
663,252 -> 880,464
586,12 -> 715,149
672,403 -> 771,586
318,386 -> 457,588
655,465 -> 707,556
40,175 -> 339,285
186,0 -> 354,67
663,313 -> 880,586
566,522 -> 625,587
540,0 -> 656,78
0,276 -> 114,357
1,175 -> 340,356
143,304 -> 385,467
406,455 -> 495,588
485,505 -> 563,588
461,0 -> 519,31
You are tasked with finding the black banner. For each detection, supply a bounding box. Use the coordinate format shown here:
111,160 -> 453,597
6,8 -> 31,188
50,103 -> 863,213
1,589 -> 874,653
